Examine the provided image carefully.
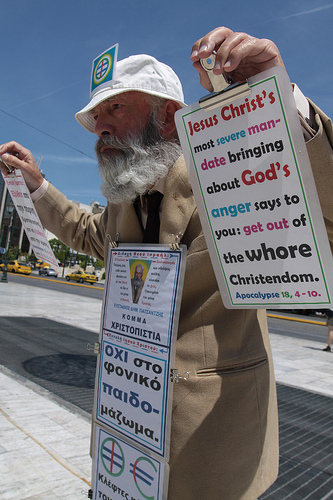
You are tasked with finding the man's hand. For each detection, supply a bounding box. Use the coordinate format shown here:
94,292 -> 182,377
0,141 -> 44,192
190,27 -> 284,92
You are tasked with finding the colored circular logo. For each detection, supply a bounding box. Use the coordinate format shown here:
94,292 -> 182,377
100,437 -> 125,477
93,54 -> 113,86
132,456 -> 157,499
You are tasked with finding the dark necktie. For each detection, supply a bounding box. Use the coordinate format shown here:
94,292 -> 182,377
142,191 -> 163,243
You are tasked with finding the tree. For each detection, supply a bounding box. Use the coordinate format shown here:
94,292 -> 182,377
8,246 -> 19,260
49,238 -> 67,264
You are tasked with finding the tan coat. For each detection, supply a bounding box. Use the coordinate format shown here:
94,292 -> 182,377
35,102 -> 333,499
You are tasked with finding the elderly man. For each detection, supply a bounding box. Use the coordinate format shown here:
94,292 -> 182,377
131,263 -> 145,303
1,27 -> 333,499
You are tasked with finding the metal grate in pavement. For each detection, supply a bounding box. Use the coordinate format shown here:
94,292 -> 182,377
260,384 -> 333,499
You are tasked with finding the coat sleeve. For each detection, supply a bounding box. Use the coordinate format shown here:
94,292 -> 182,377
305,100 -> 333,246
34,183 -> 115,261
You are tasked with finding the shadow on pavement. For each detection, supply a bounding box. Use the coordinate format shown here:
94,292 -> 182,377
23,353 -> 96,388
0,316 -> 98,413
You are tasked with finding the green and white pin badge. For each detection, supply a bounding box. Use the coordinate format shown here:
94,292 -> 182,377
90,43 -> 119,96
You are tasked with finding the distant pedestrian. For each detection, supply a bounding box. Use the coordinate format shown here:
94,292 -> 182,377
323,309 -> 333,352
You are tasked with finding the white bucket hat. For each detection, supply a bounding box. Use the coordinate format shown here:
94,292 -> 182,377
75,54 -> 186,133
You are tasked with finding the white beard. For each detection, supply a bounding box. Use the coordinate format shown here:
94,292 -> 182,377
95,121 -> 182,204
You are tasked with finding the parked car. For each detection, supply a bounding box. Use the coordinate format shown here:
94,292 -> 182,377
65,270 -> 97,284
0,260 -> 31,275
39,268 -> 58,277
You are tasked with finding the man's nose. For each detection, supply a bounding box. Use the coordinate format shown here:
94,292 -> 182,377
94,110 -> 116,137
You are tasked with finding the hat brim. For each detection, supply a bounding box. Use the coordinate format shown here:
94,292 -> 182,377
75,86 -> 186,133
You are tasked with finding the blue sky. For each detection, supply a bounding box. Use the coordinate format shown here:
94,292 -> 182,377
1,0 -> 333,204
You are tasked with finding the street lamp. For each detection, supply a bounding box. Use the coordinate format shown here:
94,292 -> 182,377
1,202 -> 15,283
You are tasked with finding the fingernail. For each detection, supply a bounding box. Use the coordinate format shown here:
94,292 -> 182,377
214,60 -> 221,71
191,49 -> 198,58
198,44 -> 209,54
1,153 -> 8,160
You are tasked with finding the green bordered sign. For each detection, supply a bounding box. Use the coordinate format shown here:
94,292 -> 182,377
91,424 -> 169,500
175,66 -> 333,309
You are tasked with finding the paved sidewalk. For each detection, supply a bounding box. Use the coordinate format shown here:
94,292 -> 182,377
0,368 -> 92,499
270,331 -> 333,399
0,281 -> 333,499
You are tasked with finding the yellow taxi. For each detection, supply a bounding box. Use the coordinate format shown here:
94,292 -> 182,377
0,260 -> 31,275
65,270 -> 97,284
36,260 -> 50,269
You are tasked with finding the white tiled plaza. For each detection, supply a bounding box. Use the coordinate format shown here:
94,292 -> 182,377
0,369 -> 92,499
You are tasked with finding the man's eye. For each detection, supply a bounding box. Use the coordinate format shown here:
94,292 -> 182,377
112,103 -> 122,110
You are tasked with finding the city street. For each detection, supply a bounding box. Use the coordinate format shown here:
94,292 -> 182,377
0,275 -> 333,498
2,270 -> 105,299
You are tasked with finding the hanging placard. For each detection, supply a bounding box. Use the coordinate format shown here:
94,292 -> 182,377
91,423 -> 169,500
2,169 -> 58,268
93,244 -> 186,460
175,66 -> 333,309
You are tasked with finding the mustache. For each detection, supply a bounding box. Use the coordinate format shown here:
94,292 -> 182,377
95,113 -> 165,157
95,135 -> 135,155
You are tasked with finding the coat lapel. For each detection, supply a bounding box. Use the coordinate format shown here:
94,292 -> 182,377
116,203 -> 144,243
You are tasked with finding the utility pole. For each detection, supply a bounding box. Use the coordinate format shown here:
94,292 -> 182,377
1,203 -> 15,283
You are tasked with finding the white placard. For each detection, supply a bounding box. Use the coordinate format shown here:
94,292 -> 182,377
175,66 -> 333,309
91,423 -> 169,500
94,244 -> 186,459
2,170 -> 58,268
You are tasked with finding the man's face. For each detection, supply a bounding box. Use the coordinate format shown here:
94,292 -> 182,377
92,91 -> 153,148
135,267 -> 143,280
93,92 -> 183,205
